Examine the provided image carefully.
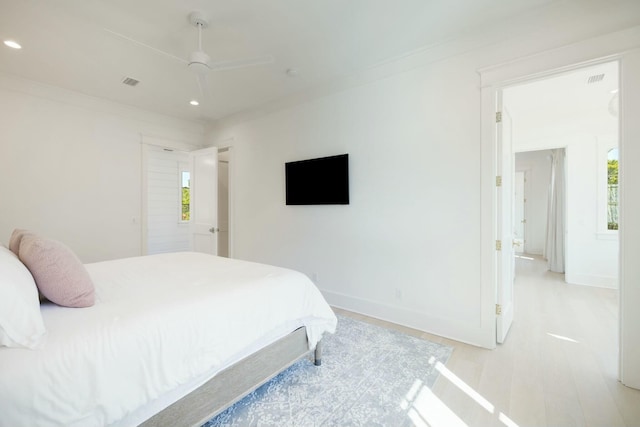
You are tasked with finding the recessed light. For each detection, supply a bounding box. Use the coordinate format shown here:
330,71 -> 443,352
3,40 -> 22,49
189,100 -> 199,106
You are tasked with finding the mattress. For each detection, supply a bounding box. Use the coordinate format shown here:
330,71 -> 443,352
0,252 -> 337,427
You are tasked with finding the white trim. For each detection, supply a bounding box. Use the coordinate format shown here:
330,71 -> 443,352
141,141 -> 148,256
619,48 -> 640,389
141,135 -> 203,153
228,146 -> 235,258
322,290 -> 493,348
478,26 -> 640,87
217,145 -> 235,259
565,273 -> 618,289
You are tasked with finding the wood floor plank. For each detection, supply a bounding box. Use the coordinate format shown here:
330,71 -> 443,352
333,255 -> 640,426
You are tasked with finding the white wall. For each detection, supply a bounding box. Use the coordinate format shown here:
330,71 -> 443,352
212,56 -> 484,344
0,73 -> 204,262
207,5 -> 640,348
515,150 -> 552,256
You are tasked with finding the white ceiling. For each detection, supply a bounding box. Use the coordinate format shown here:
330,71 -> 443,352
0,0 -> 570,124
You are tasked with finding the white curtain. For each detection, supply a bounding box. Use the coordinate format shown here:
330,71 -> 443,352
544,148 -> 565,273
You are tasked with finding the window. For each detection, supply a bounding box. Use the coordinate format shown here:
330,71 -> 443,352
607,148 -> 618,230
181,170 -> 191,221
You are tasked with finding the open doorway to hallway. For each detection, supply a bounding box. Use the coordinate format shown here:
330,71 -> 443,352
504,60 -> 619,291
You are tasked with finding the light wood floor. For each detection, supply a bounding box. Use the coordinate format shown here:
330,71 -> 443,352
333,255 -> 640,427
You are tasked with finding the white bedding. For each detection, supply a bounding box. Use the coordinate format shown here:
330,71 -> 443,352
0,252 -> 337,427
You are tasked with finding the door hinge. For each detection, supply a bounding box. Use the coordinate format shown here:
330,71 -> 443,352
496,176 -> 502,187
496,111 -> 502,123
495,240 -> 502,251
496,304 -> 502,315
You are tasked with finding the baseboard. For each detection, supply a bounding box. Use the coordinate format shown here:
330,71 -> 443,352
565,273 -> 618,289
320,289 -> 495,349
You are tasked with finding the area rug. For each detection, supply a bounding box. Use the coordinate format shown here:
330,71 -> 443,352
202,315 -> 453,426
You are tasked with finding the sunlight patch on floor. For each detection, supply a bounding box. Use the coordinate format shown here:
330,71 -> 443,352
547,332 -> 579,343
394,356 -> 524,427
429,356 -> 495,413
402,378 -> 468,427
499,412 -> 520,427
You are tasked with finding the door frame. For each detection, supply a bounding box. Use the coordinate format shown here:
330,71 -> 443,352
479,28 -> 635,349
217,145 -> 235,258
482,60 -> 617,345
479,35 -> 639,385
140,136 -> 203,255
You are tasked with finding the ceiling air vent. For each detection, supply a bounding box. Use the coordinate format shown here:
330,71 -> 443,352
587,73 -> 605,84
121,76 -> 140,87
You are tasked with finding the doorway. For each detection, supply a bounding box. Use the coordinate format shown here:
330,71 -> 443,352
504,60 -> 619,289
480,39 -> 640,388
492,61 -> 620,360
143,144 -> 191,255
490,59 -> 620,345
143,144 -> 232,257
217,147 -> 231,257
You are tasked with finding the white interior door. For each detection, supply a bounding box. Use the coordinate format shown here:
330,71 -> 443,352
513,171 -> 526,254
496,99 -> 515,344
190,147 -> 218,254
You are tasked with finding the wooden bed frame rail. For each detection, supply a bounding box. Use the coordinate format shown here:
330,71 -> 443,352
140,327 -> 319,427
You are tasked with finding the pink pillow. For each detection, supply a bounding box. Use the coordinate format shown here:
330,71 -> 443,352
19,235 -> 95,308
8,229 -> 31,255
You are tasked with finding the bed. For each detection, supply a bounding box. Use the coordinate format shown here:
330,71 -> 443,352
0,239 -> 337,427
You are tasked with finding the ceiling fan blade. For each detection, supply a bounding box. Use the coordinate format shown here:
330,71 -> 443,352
103,28 -> 188,65
209,55 -> 274,71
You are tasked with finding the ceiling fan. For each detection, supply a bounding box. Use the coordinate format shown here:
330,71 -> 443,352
105,11 -> 274,99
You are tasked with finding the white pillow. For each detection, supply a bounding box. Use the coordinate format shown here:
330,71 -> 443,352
0,245 -> 46,349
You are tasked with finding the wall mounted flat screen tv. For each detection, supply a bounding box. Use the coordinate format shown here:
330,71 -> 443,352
285,154 -> 349,205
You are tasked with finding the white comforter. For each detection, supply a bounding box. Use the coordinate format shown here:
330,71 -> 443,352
0,252 -> 337,427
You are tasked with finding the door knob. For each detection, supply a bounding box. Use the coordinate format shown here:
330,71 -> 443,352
209,227 -> 219,234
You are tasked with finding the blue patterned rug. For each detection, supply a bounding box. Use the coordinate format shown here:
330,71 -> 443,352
202,315 -> 453,426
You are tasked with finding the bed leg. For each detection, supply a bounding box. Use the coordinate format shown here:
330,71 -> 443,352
314,341 -> 322,366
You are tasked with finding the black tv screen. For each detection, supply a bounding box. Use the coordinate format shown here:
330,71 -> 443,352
285,154 -> 349,205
